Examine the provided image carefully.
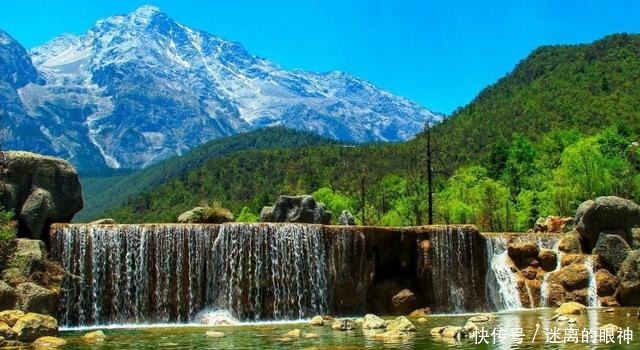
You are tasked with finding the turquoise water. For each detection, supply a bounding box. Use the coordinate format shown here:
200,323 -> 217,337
59,308 -> 639,349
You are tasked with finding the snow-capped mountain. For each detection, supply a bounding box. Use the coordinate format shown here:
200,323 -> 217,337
1,5 -> 441,171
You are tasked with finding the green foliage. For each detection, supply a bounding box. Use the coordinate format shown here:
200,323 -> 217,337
0,205 -> 16,244
236,207 -> 259,223
436,166 -> 513,231
78,127 -> 343,222
428,34 -> 640,172
311,187 -> 354,224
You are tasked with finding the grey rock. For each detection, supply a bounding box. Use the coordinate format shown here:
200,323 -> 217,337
14,282 -> 58,316
617,250 -> 640,306
593,233 -> 631,272
177,206 -> 233,224
259,206 -> 274,222
331,319 -> 355,331
0,152 -> 83,240
261,195 -> 331,224
575,196 -> 640,251
1,239 -> 47,282
339,210 -> 356,225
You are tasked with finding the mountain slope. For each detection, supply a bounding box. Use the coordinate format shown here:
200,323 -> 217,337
2,5 -> 439,172
77,127 -> 342,221
0,29 -> 51,155
429,33 -> 640,167
104,33 -> 640,224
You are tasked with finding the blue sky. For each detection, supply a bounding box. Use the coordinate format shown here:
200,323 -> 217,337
1,0 -> 639,114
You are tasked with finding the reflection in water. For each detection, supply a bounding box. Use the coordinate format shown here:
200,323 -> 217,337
58,308 -> 637,349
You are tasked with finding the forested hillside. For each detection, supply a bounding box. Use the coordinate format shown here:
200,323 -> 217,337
104,34 -> 640,231
78,127 -> 342,221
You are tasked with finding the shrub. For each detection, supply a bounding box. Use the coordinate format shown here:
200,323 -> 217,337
198,201 -> 234,223
0,205 -> 17,245
236,207 -> 259,223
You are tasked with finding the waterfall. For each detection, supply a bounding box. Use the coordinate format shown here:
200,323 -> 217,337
585,256 -> 600,308
540,240 -> 562,307
52,224 -> 216,326
210,223 -> 328,320
51,223 -> 328,326
484,236 -> 523,310
430,226 -> 486,313
484,233 -> 564,311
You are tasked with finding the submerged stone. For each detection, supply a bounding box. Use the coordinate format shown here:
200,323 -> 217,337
205,331 -> 225,338
372,330 -> 412,341
284,329 -> 301,338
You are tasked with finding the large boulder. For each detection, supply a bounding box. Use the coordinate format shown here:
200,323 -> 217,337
558,234 -> 581,254
595,269 -> 618,297
616,250 -> 640,305
260,195 -> 331,224
593,233 -> 631,272
14,282 -> 57,316
507,242 -> 539,269
0,311 -> 24,327
1,239 -> 46,283
177,206 -> 233,224
0,151 -> 83,240
11,312 -> 58,342
575,196 -> 640,251
538,249 -> 558,271
548,263 -> 589,291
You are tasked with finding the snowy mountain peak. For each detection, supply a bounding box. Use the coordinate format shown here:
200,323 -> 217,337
131,4 -> 162,18
2,7 -> 442,171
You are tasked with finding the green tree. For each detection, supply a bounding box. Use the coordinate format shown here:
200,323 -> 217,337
503,135 -> 537,199
311,187 -> 355,224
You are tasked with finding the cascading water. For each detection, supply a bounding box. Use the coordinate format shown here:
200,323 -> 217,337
540,240 -> 562,307
210,223 -> 328,320
484,233 -> 566,311
52,224 -> 216,326
585,256 -> 601,308
51,223 -> 329,326
484,236 -> 523,311
430,226 -> 486,313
